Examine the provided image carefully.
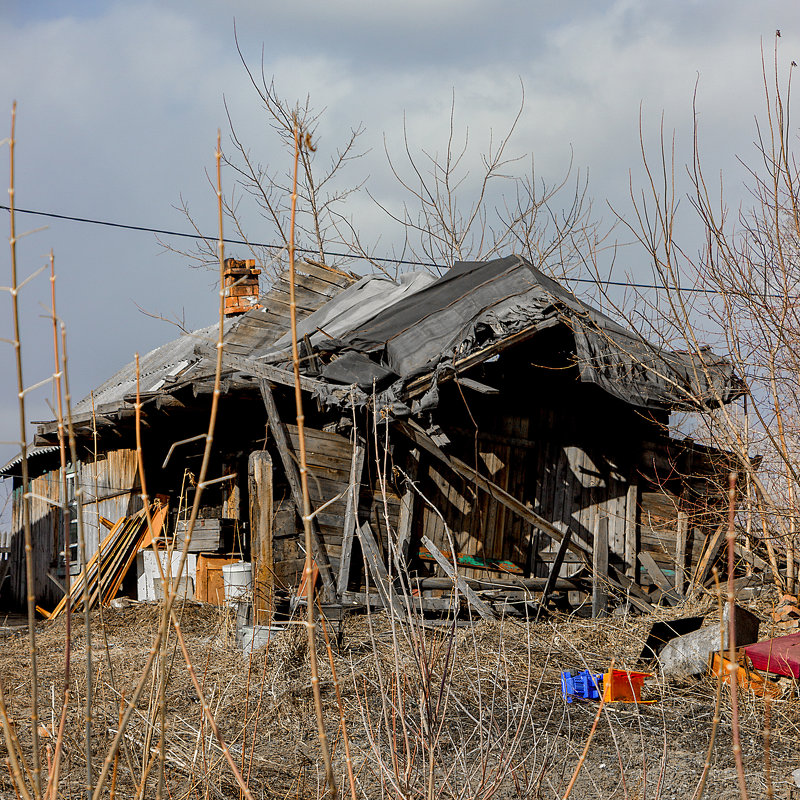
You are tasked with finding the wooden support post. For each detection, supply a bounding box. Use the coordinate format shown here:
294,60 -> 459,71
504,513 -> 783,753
421,534 -> 497,620
592,515 -> 609,618
675,510 -> 687,597
249,451 -> 274,624
624,481 -> 638,580
336,443 -> 365,596
536,524 -> 572,620
356,522 -> 405,619
257,379 -> 336,600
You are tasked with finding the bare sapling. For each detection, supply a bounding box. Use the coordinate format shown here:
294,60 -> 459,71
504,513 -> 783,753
5,101 -> 43,800
288,116 -> 337,799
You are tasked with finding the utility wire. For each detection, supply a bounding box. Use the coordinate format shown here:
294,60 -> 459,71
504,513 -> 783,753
0,202 -> 783,297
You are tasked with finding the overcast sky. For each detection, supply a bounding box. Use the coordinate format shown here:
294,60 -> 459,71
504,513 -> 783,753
0,1 -> 798,508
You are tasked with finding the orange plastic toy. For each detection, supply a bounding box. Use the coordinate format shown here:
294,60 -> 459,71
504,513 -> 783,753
602,669 -> 654,703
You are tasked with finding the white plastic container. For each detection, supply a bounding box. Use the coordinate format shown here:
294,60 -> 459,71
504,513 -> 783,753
222,561 -> 252,605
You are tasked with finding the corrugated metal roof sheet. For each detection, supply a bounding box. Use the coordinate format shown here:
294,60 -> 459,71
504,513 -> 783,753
0,445 -> 61,477
72,321 -> 229,416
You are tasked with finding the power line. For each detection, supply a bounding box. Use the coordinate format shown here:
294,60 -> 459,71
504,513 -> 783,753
0,202 -> 780,297
0,203 -> 437,267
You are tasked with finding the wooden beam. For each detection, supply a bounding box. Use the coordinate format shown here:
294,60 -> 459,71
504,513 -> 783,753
624,481 -> 638,580
592,515 -> 609,618
403,318 -> 559,399
194,344 -> 323,394
733,541 -> 770,573
257,379 -> 336,600
607,567 -> 655,614
336,443 -> 365,596
249,451 -> 274,624
537,524 -> 572,619
356,522 -> 405,618
638,551 -> 680,606
420,535 -> 497,620
417,576 -> 580,591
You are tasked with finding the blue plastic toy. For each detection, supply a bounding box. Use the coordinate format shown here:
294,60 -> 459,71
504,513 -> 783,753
561,670 -> 603,702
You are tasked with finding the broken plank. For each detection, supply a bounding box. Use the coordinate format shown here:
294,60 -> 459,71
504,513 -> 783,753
420,534 -> 497,620
638,551 -> 681,606
396,448 -> 419,563
690,524 -> 726,595
337,443 -> 365,596
356,522 -> 405,618
608,567 -> 655,613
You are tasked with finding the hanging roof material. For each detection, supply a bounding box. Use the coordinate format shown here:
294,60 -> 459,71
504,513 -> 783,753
297,255 -> 742,413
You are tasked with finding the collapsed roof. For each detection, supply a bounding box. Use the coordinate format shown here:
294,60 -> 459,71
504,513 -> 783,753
17,254 -> 743,458
258,255 -> 743,415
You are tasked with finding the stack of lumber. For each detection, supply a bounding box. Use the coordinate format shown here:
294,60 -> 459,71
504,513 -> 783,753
48,502 -> 167,620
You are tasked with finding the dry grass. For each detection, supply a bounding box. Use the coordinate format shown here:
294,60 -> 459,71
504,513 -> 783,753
0,589 -> 797,800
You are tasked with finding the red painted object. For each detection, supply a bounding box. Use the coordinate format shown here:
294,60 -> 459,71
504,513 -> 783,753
744,632 -> 800,678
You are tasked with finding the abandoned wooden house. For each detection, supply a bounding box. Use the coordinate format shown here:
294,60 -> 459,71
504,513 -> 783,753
0,254 -> 748,619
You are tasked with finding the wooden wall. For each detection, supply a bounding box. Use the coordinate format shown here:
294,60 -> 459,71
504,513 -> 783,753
9,471 -> 62,608
6,448 -> 140,609
273,425 -> 400,592
410,406 -> 717,589
79,448 -> 140,556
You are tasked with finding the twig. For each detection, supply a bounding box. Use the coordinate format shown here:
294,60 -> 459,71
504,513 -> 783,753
288,116 -> 336,798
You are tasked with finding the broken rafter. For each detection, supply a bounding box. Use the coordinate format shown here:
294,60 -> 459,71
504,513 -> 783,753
403,318 -> 559,400
195,345 -> 322,393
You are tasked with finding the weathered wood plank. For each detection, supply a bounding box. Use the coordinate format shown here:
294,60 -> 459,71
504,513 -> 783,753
675,509 -> 688,596
396,448 -> 419,563
356,522 -> 405,618
296,261 -> 355,287
624,480 -> 638,580
195,345 -> 322,393
592,515 -> 609,618
258,380 -> 336,599
638,551 -> 680,606
337,443 -> 365,596
249,451 -> 274,623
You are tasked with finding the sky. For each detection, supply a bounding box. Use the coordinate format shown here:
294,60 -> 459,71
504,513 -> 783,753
0,0 -> 798,514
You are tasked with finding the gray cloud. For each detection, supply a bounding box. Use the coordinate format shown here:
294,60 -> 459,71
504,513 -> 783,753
0,0 -> 797,497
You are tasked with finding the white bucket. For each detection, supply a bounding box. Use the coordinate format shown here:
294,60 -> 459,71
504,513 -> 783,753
222,562 -> 252,605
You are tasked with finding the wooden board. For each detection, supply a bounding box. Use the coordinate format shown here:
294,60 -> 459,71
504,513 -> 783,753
196,554 -> 241,604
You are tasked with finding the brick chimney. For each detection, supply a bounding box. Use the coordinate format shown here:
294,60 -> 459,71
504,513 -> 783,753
223,258 -> 262,316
